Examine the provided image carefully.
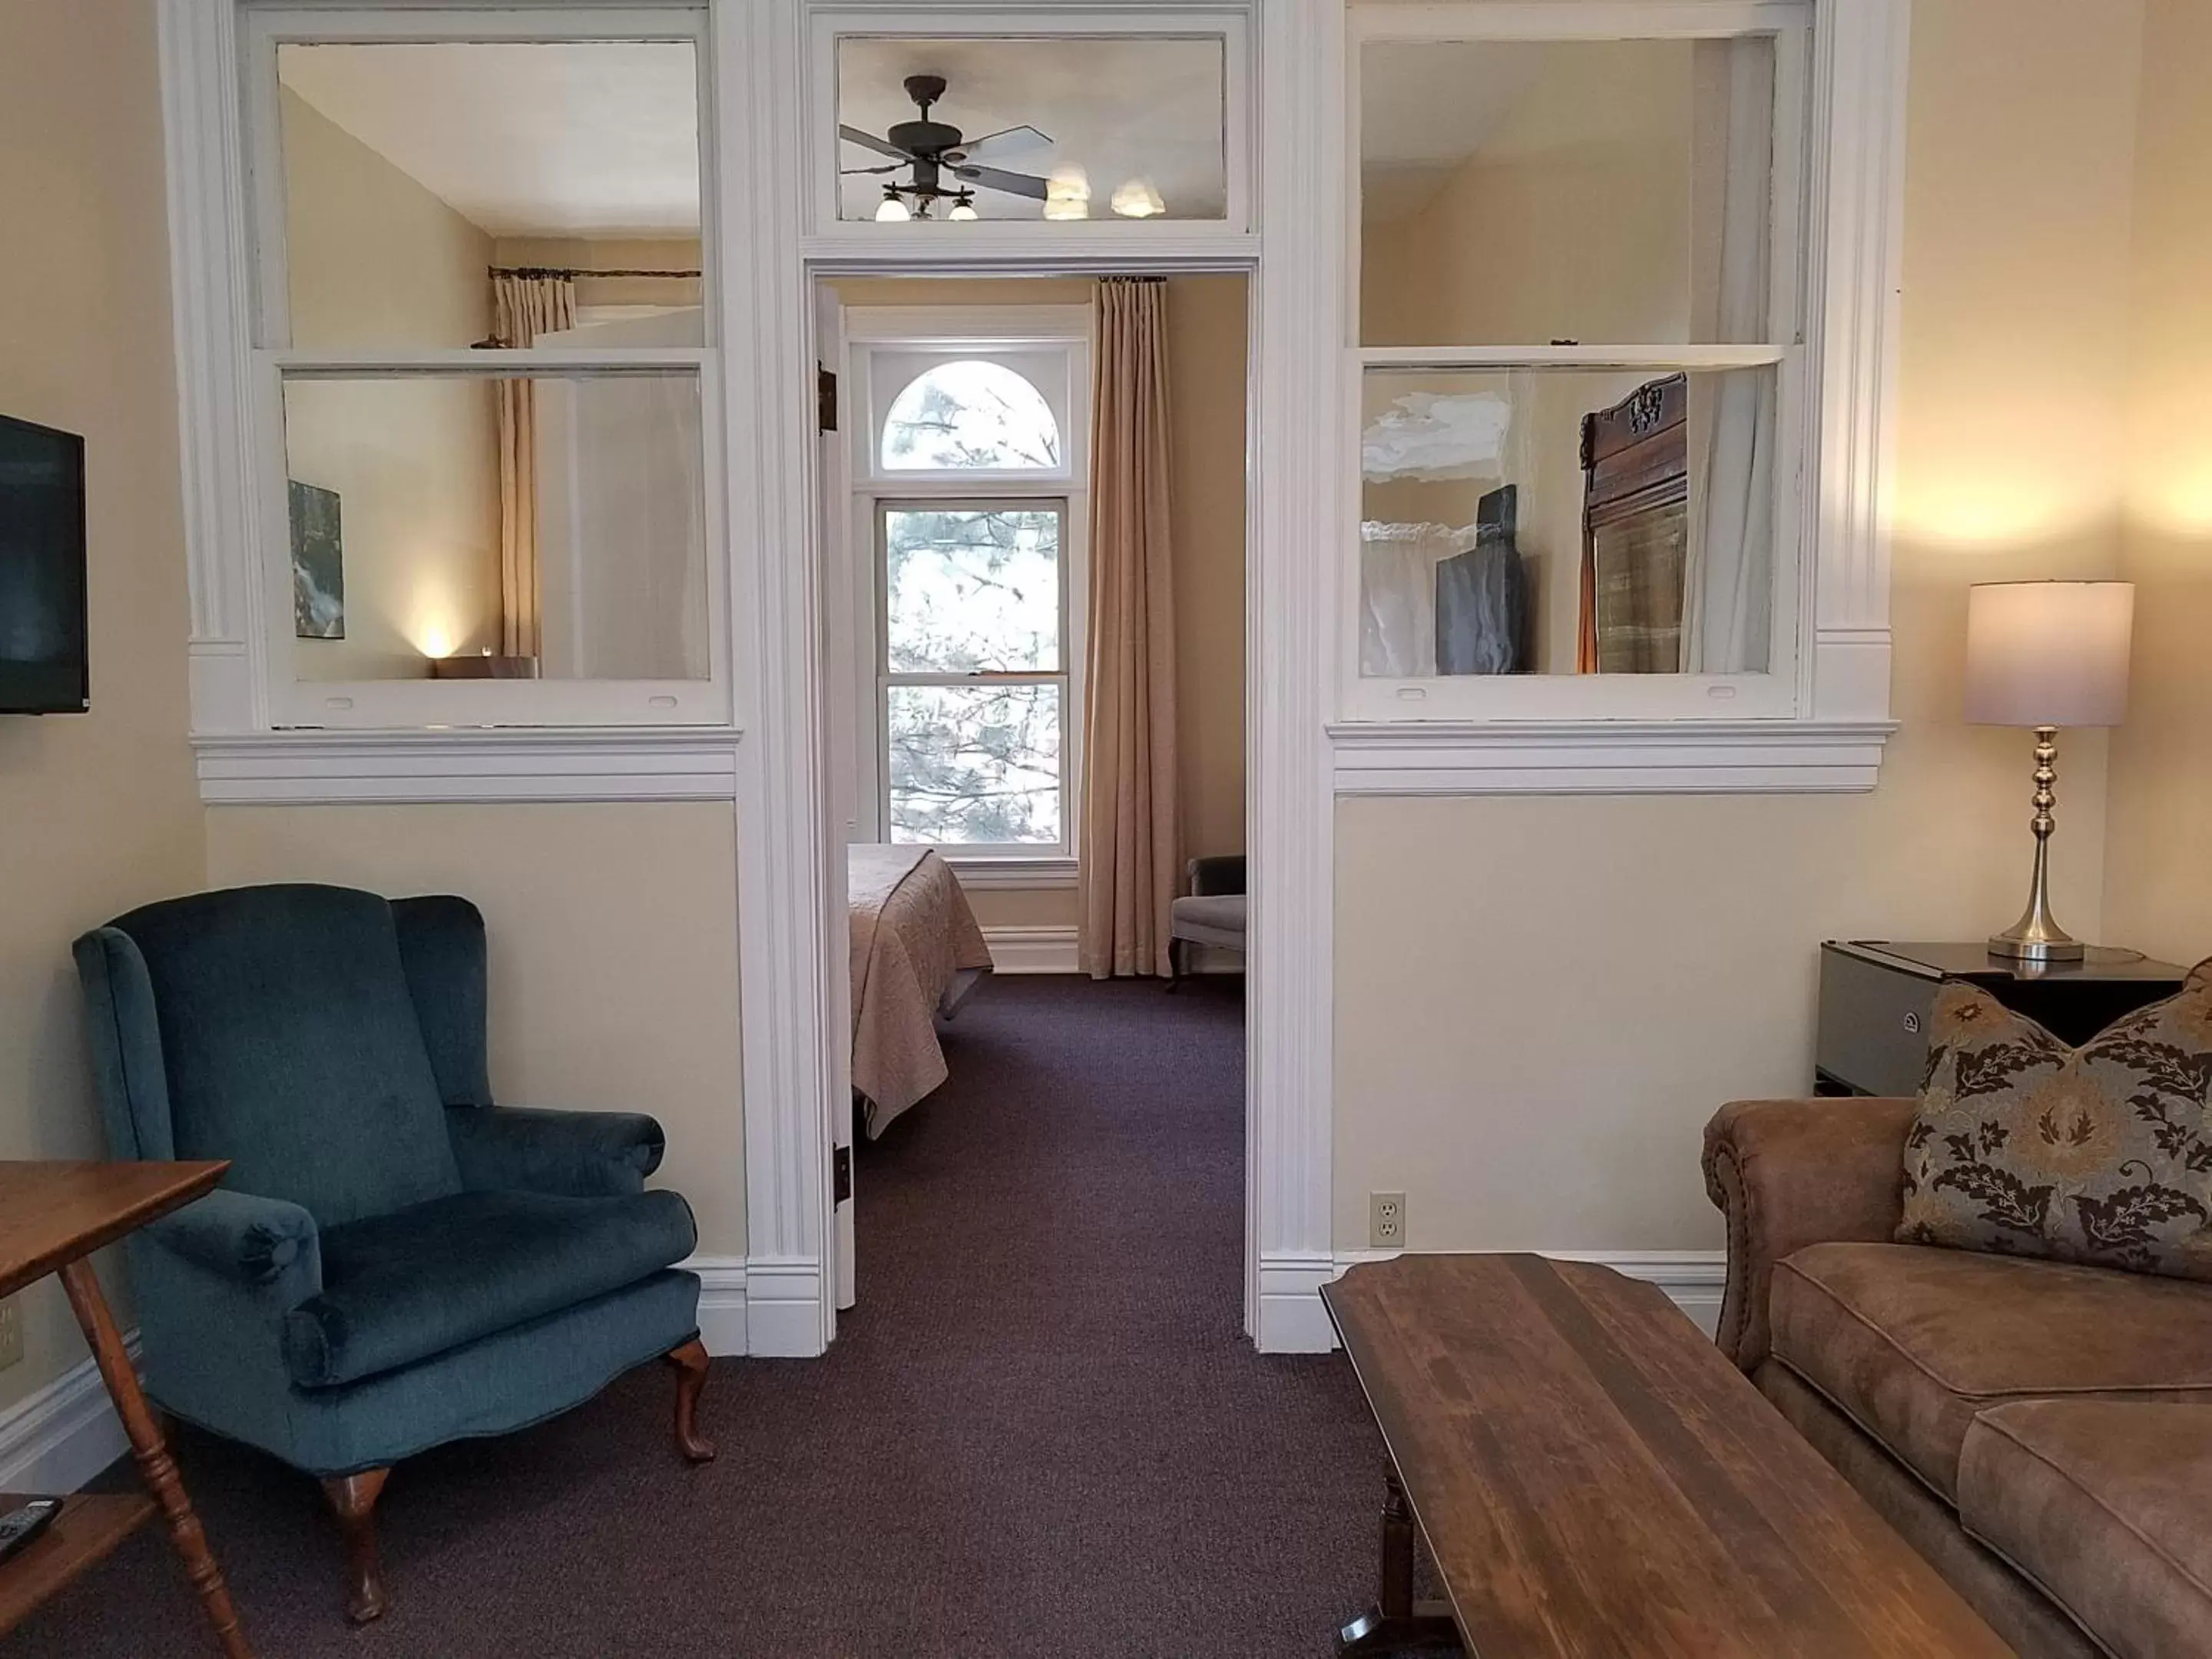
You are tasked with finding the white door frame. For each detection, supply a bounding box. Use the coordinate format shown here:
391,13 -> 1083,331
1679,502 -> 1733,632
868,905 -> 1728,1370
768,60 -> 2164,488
730,0 -> 1343,1355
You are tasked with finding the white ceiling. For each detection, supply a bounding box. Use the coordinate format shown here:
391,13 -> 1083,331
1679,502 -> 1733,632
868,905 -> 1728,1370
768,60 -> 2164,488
278,41 -> 701,238
1360,45 -> 1544,224
836,37 -> 1227,222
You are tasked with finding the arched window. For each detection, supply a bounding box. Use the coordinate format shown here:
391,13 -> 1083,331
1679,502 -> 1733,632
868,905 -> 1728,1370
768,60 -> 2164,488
880,359 -> 1061,472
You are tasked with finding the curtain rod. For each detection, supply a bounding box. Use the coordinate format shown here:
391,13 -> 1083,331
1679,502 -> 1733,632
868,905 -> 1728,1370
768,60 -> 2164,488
489,265 -> 701,280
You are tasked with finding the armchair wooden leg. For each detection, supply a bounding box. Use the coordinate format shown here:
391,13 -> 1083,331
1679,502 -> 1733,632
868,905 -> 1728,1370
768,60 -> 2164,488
666,1338 -> 716,1462
321,1468 -> 391,1624
1165,937 -> 1184,992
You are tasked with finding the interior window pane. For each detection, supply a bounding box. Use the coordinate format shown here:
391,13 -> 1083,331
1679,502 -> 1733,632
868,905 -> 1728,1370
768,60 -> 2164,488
881,363 -> 1062,471
887,683 -> 1062,845
836,37 -> 1227,223
884,508 -> 1061,673
1359,366 -> 1777,677
281,372 -> 708,682
1359,36 -> 1777,346
275,41 -> 702,350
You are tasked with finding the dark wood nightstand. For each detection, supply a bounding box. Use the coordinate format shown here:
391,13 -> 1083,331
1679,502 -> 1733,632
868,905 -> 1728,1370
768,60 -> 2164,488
1816,941 -> 2190,1097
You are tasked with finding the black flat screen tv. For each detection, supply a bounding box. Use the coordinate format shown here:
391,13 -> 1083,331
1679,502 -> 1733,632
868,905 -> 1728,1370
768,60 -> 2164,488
0,414 -> 88,714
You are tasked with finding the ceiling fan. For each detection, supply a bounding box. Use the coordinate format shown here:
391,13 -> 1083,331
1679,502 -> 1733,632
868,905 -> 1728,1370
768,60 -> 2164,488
840,75 -> 1054,220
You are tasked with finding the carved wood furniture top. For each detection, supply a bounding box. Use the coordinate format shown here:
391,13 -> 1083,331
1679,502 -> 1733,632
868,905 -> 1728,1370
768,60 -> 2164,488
0,1161 -> 227,1299
1323,1253 -> 2009,1657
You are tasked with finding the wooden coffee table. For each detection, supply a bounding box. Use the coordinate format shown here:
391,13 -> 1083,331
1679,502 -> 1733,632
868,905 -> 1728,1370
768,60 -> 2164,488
1322,1254 -> 2008,1657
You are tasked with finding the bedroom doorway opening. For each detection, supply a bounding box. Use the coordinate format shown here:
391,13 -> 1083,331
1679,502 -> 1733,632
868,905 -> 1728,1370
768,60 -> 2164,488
814,270 -> 1252,1326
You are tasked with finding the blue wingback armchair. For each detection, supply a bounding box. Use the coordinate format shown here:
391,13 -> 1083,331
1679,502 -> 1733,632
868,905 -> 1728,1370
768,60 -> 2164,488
72,883 -> 714,1623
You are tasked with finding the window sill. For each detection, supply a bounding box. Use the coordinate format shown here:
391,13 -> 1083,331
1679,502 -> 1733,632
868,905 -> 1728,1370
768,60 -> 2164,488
942,855 -> 1080,890
193,727 -> 743,806
1328,720 -> 1897,796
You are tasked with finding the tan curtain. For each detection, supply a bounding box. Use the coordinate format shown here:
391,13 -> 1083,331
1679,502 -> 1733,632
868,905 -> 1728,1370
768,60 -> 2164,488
1078,278 -> 1181,979
491,274 -> 575,658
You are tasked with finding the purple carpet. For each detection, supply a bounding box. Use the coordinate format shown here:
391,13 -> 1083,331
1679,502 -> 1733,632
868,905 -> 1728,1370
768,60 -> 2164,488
15,975 -> 1399,1657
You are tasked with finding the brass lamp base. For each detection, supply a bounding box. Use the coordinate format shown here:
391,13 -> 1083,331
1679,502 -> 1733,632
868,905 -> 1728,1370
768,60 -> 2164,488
1989,725 -> 2087,963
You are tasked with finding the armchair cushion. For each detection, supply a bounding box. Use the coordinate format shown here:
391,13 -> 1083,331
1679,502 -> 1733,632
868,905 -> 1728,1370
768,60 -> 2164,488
93,885 -> 461,1227
282,1189 -> 697,1389
445,1105 -> 665,1197
1770,1241 -> 2212,1503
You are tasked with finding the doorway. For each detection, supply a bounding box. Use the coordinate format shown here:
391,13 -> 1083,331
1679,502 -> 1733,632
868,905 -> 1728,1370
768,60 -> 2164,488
812,270 -> 1253,1323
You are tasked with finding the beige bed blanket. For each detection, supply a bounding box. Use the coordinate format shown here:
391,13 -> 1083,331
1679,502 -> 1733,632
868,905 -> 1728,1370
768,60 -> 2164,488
849,844 -> 993,1134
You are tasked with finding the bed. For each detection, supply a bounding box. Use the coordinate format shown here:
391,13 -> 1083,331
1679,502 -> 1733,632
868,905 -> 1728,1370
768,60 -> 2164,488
848,844 -> 994,1136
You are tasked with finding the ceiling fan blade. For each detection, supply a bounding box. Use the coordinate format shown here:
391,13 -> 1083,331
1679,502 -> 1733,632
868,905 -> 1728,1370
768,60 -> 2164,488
955,162 -> 1050,201
952,124 -> 1053,164
839,164 -> 903,177
839,124 -> 908,161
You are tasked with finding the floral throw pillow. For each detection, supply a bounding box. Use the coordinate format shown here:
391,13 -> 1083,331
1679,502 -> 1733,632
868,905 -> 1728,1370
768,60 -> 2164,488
1898,961 -> 2212,1280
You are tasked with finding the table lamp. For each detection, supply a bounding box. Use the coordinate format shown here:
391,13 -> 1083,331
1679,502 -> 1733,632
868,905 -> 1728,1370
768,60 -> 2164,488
1965,581 -> 2134,962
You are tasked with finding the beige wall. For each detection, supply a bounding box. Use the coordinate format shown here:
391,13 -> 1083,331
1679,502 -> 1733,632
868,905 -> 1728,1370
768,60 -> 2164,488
1335,0 -> 2141,1253
2104,0 -> 2212,969
203,805 -> 748,1254
827,276 -> 1249,933
0,0 -> 207,1410
281,89 -> 501,677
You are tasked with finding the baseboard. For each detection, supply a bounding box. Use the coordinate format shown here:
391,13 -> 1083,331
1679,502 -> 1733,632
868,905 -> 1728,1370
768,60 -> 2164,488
1323,1249 -> 1729,1342
683,1255 -> 749,1358
1257,1253 -> 1341,1353
982,925 -> 1079,975
743,1257 -> 827,1357
981,926 -> 1243,979
0,1333 -> 142,1495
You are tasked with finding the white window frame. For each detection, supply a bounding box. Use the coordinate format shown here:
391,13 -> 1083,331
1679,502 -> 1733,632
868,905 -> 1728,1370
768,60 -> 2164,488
1331,0 -> 1906,793
235,4 -> 731,731
843,306 -> 1091,874
803,7 -> 1255,260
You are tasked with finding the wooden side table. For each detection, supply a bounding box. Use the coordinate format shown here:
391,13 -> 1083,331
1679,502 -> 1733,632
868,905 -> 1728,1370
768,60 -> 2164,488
0,1161 -> 250,1656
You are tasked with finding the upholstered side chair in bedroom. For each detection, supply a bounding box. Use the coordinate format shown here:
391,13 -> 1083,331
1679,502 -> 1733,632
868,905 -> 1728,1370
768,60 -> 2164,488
72,883 -> 715,1624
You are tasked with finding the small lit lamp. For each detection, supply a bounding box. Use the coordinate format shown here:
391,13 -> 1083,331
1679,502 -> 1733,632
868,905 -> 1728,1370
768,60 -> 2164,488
1965,581 -> 2134,962
874,187 -> 911,223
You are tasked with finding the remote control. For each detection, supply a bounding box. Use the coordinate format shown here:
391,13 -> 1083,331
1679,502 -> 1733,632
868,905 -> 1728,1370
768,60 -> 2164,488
0,1498 -> 61,1563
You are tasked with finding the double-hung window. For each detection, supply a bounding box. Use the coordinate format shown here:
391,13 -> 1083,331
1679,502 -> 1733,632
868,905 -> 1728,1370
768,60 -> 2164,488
846,313 -> 1089,857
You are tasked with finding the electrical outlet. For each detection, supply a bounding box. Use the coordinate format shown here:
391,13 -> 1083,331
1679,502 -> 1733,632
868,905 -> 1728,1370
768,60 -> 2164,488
1369,1190 -> 1406,1250
0,1299 -> 22,1371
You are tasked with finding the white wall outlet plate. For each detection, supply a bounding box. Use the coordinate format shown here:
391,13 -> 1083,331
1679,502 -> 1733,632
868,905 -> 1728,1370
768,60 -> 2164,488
1369,1190 -> 1406,1250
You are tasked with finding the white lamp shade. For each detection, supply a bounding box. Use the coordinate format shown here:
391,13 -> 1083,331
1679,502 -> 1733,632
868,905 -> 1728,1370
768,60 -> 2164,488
1964,581 -> 2134,728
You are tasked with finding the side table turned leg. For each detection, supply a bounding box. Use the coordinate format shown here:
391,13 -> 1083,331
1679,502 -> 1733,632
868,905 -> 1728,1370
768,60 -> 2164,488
1336,1461 -> 1462,1655
58,1258 -> 252,1659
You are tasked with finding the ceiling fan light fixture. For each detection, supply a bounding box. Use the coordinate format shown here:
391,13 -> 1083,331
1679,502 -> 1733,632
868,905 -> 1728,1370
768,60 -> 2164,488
949,192 -> 979,222
1111,180 -> 1166,219
874,187 -> 911,223
1043,165 -> 1091,222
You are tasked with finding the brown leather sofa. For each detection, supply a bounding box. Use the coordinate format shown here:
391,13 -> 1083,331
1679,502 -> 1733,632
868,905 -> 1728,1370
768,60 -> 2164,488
1704,1098 -> 2212,1659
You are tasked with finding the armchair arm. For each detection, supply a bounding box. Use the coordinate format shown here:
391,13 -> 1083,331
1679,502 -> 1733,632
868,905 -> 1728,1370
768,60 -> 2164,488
444,1105 -> 666,1197
1188,854 -> 1246,897
144,1187 -> 321,1289
1702,1098 -> 1916,1374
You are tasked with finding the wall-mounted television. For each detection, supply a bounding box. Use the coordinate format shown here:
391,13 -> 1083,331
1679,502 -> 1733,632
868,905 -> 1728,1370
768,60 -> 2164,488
0,414 -> 88,714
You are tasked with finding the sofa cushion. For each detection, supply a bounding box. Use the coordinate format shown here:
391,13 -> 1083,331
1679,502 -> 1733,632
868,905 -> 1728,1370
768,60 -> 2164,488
283,1188 -> 697,1388
104,884 -> 462,1227
1770,1241 -> 2212,1502
1899,962 -> 2212,1280
1960,1399 -> 2212,1659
